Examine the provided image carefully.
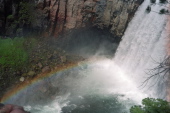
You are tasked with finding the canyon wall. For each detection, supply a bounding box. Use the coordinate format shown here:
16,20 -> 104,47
0,0 -> 143,38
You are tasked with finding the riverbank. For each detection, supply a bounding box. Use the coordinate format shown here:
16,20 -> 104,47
0,36 -> 85,98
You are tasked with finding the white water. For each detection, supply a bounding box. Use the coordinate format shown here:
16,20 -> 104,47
4,0 -> 169,112
114,0 -> 168,98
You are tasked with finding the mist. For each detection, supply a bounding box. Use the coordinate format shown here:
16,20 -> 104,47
5,59 -> 148,113
47,27 -> 120,58
2,0 -> 169,112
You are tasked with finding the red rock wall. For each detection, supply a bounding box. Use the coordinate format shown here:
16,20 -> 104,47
0,0 -> 143,37
36,0 -> 143,37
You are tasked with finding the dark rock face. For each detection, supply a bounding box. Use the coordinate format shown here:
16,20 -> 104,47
0,0 -> 144,38
0,0 -> 5,35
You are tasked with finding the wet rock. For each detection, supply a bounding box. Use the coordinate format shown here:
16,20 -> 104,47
36,0 -> 44,9
0,103 -> 4,109
39,87 -> 47,93
42,66 -> 51,73
53,66 -> 58,70
19,77 -> 25,82
48,54 -> 52,59
60,56 -> 66,63
38,62 -> 43,68
40,0 -> 143,38
21,73 -> 27,77
53,51 -> 58,55
0,0 -> 143,38
27,71 -> 35,77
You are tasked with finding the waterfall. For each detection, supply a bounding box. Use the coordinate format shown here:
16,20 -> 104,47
114,0 -> 168,98
2,0 -> 169,113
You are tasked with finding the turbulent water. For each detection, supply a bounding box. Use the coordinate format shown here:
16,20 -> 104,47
114,0 -> 169,98
3,0 -> 169,113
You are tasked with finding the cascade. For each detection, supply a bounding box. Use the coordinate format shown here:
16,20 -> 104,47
114,0 -> 168,98
1,0 -> 169,113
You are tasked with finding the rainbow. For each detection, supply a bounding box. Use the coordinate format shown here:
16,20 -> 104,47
0,61 -> 87,103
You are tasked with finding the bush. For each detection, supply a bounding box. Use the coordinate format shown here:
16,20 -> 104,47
146,6 -> 151,13
19,2 -> 34,25
159,9 -> 169,14
7,15 -> 14,20
159,0 -> 167,3
130,98 -> 170,113
0,37 -> 28,70
150,0 -> 156,3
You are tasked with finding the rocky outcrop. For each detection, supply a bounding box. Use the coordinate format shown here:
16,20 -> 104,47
0,0 -> 143,38
45,0 -> 143,37
0,0 -> 6,35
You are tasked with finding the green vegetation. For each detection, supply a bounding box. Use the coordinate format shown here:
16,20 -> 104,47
149,0 -> 168,4
130,98 -> 170,113
159,0 -> 167,3
7,15 -> 14,20
0,37 -> 28,70
23,37 -> 37,51
150,0 -> 156,4
146,0 -> 169,14
19,2 -> 34,25
146,6 -> 151,13
0,36 -> 38,71
159,9 -> 169,14
5,2 -> 35,36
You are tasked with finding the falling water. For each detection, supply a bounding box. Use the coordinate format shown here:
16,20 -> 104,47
114,0 -> 168,98
2,0 -> 169,113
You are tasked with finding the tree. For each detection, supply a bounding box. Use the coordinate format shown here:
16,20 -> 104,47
130,98 -> 170,113
140,56 -> 170,88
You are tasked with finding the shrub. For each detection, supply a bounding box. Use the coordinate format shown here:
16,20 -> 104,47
19,2 -> 34,25
159,9 -> 169,14
150,0 -> 156,3
0,37 -> 28,70
130,98 -> 170,113
159,0 -> 167,3
7,15 -> 14,20
146,6 -> 151,13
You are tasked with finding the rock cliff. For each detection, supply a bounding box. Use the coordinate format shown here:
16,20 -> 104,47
0,0 -> 143,38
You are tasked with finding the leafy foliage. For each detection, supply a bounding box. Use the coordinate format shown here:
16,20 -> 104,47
0,37 -> 28,69
146,6 -> 151,13
159,0 -> 167,3
150,0 -> 156,4
7,15 -> 14,20
130,98 -> 170,113
19,2 -> 34,25
159,9 -> 169,14
5,2 -> 35,36
147,0 -> 169,15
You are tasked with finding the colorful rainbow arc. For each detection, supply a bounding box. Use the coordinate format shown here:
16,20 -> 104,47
0,62 -> 84,103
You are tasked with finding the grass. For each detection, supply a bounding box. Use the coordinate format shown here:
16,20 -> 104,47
0,37 -> 28,70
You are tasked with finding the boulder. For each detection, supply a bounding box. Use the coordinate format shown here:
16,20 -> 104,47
60,56 -> 66,63
27,71 -> 35,77
38,62 -> 43,68
42,66 -> 51,73
19,77 -> 25,82
0,0 -> 143,38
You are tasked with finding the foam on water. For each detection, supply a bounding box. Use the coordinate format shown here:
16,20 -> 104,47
1,0 -> 169,112
114,0 -> 168,98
